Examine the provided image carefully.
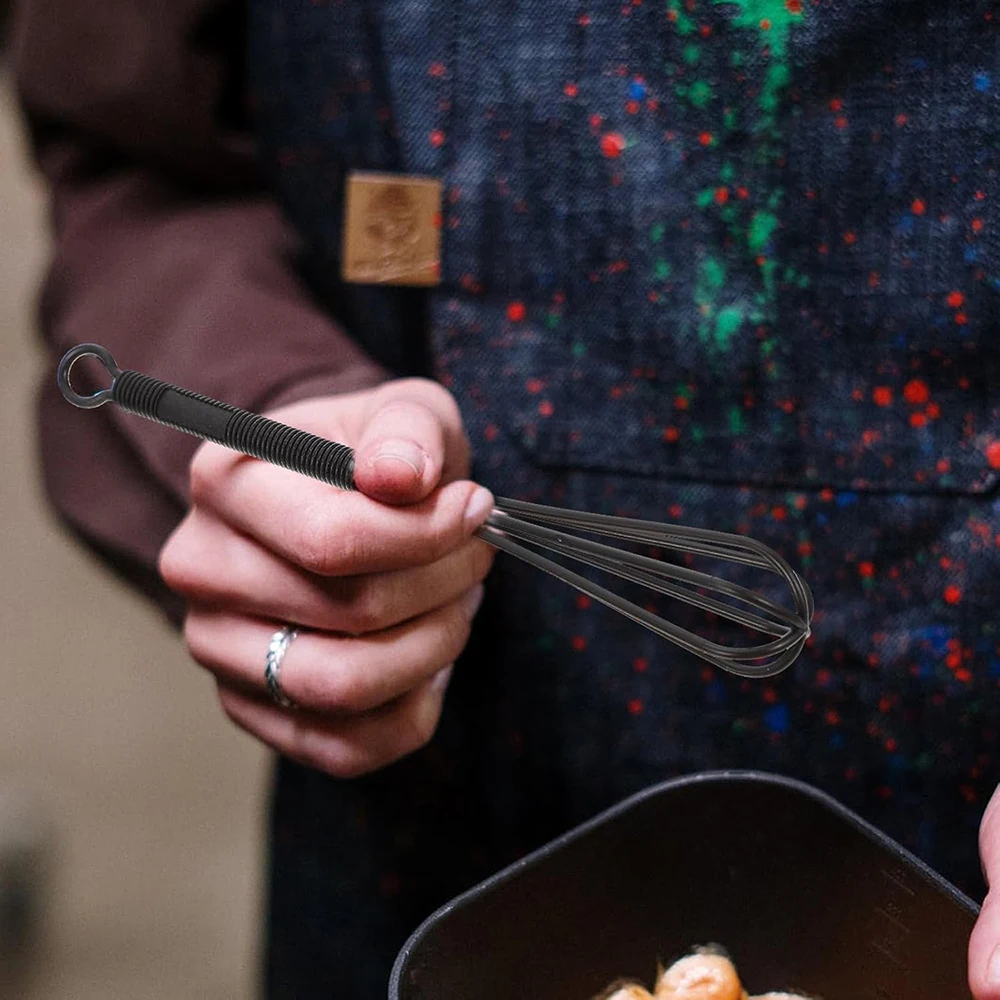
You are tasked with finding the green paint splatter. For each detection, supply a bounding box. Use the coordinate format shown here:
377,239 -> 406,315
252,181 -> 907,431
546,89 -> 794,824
572,341 -> 587,358
699,257 -> 727,295
691,425 -> 706,444
748,211 -> 778,253
650,222 -> 666,243
660,0 -> 804,356
715,306 -> 745,349
695,257 -> 746,349
666,0 -> 697,35
653,259 -> 672,280
728,405 -> 746,435
689,80 -> 714,108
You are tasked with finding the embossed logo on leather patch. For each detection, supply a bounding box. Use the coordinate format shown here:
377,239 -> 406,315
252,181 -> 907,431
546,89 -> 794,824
342,172 -> 442,287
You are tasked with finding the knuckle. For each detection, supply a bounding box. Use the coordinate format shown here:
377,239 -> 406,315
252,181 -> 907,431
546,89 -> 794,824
287,722 -> 368,779
217,689 -> 243,727
291,504 -> 377,576
299,659 -> 365,715
466,539 -> 496,583
288,503 -> 339,574
182,615 -> 212,669
158,529 -> 200,596
403,694 -> 443,753
340,580 -> 390,635
440,605 -> 474,661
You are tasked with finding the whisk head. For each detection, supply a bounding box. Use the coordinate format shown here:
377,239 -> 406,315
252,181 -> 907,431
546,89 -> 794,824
479,498 -> 813,679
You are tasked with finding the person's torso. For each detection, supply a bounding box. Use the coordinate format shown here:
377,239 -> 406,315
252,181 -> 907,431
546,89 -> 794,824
248,8 -> 1000,987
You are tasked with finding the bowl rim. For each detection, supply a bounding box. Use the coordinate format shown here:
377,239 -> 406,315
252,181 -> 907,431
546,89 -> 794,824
389,769 -> 980,997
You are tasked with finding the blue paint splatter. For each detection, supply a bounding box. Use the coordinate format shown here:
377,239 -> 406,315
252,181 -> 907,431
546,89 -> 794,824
974,71 -> 992,93
764,703 -> 789,733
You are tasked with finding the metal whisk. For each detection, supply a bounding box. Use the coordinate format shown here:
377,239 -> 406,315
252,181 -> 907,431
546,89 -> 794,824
57,344 -> 813,678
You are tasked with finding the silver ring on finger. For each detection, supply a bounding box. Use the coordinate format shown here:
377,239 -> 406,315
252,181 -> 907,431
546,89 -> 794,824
265,625 -> 300,709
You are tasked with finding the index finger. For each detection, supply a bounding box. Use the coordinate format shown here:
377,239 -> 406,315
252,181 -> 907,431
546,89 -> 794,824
192,451 -> 494,575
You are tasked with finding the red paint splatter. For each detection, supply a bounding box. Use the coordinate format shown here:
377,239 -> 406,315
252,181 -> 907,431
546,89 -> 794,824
699,131 -> 714,147
563,82 -> 579,97
715,187 -> 730,205
526,377 -> 544,394
627,698 -> 644,716
843,231 -> 856,245
428,62 -> 446,78
507,301 -> 526,322
429,129 -> 446,147
626,99 -> 641,115
663,426 -> 680,443
985,440 -> 1000,469
903,379 -> 929,404
910,412 -> 928,428
538,400 -> 554,417
600,132 -> 626,158
943,585 -> 962,605
947,290 -> 965,309
786,0 -> 803,13
872,386 -> 893,407
576,594 -> 591,610
858,561 -> 875,578
571,635 -> 587,651
911,198 -> 926,215
633,656 -> 648,673
972,218 -> 984,233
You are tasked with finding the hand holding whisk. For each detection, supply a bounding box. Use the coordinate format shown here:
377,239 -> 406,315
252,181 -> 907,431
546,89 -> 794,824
57,344 -> 813,679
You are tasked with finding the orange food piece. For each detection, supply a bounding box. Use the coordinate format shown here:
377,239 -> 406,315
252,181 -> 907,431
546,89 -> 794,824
654,953 -> 746,1000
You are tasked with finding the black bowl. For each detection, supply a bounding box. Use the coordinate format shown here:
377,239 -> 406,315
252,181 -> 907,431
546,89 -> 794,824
391,771 -> 978,1000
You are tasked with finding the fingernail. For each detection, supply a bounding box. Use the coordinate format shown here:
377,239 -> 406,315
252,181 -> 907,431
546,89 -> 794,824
368,439 -> 426,478
461,584 -> 485,619
987,944 -> 1000,984
431,665 -> 454,694
464,486 -> 494,532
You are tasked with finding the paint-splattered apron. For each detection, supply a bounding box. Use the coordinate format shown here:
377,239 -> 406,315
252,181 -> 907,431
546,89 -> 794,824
247,1 -> 1000,995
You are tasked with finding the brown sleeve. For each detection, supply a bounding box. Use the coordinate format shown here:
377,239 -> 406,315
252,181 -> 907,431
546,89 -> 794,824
10,0 -> 387,613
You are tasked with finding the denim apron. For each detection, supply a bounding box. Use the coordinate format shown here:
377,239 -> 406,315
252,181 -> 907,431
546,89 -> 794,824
247,2 -> 1000,995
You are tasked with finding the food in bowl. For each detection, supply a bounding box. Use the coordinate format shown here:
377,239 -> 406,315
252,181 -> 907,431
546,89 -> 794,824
598,947 -> 811,1000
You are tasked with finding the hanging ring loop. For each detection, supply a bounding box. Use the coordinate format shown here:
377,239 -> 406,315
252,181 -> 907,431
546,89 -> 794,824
57,344 -> 122,409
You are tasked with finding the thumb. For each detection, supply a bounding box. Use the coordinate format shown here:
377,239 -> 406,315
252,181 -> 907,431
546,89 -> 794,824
970,786 -> 1000,999
353,379 -> 469,505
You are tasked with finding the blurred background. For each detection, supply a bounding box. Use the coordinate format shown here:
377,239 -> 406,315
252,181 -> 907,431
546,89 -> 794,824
0,45 -> 270,1000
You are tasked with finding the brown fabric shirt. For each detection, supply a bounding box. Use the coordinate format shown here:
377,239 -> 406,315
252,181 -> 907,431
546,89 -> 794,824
9,0 -> 387,613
